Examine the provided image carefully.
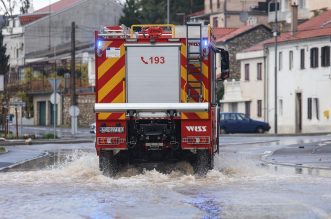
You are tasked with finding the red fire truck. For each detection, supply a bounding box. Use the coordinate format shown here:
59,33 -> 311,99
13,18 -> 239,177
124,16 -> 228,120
94,24 -> 229,176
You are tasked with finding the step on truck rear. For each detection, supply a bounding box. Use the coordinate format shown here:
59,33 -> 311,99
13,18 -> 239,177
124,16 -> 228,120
94,24 -> 229,176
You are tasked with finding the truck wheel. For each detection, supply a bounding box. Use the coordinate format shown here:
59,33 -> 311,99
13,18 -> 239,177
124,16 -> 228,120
99,151 -> 118,177
194,150 -> 210,176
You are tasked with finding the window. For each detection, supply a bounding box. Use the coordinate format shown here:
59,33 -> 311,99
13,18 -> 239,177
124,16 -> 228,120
245,101 -> 251,117
213,17 -> 218,28
299,0 -> 306,9
289,50 -> 293,70
229,113 -> 236,120
314,98 -> 319,120
279,99 -> 283,116
229,103 -> 238,112
210,0 -> 213,10
300,49 -> 305,69
279,52 -> 283,71
307,98 -> 312,119
321,46 -> 330,67
307,97 -> 319,120
257,63 -> 262,80
217,0 -> 220,8
310,47 -> 319,68
257,100 -> 262,117
244,63 -> 249,81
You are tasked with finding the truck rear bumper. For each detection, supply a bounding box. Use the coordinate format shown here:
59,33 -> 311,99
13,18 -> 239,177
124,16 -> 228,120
94,103 -> 209,113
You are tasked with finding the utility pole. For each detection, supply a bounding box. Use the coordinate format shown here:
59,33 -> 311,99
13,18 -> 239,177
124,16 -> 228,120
167,0 -> 170,24
274,0 -> 278,134
71,21 -> 76,106
70,21 -> 78,135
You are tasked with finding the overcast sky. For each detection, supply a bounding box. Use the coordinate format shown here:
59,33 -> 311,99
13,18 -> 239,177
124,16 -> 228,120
32,0 -> 124,11
33,0 -> 61,10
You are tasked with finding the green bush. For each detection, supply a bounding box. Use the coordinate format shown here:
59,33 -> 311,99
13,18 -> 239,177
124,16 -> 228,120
43,133 -> 58,139
0,147 -> 6,153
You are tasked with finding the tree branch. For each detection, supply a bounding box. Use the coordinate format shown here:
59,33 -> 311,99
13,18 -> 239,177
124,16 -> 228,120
0,0 -> 11,16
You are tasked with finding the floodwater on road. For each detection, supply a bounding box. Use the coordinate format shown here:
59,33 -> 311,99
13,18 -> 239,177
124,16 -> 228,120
1,136 -> 331,219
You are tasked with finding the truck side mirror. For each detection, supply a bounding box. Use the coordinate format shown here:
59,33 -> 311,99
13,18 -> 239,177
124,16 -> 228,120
220,49 -> 230,81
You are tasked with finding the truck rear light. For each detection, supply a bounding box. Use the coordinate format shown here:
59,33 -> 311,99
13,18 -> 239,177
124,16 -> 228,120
97,137 -> 125,145
182,136 -> 210,144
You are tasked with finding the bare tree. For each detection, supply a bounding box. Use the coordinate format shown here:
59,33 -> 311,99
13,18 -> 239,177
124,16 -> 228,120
0,0 -> 30,16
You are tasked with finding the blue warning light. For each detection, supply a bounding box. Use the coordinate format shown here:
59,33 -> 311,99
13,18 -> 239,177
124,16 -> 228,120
203,39 -> 208,47
97,40 -> 102,48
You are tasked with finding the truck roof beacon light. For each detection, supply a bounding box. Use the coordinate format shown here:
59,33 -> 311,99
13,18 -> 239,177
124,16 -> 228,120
203,39 -> 208,47
97,40 -> 102,48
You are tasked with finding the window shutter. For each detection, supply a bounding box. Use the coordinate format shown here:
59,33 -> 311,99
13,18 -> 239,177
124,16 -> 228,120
307,98 -> 312,119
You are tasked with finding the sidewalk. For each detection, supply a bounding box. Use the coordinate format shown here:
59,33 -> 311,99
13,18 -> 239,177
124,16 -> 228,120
262,140 -> 331,169
0,137 -> 94,171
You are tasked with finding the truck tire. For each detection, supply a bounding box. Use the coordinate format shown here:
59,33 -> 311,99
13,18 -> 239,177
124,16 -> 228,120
99,151 -> 118,177
194,150 -> 210,176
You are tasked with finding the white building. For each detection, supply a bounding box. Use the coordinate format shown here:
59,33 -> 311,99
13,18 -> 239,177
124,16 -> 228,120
268,0 -> 331,31
220,42 -> 267,122
205,0 -> 268,28
266,9 -> 331,133
2,16 -> 24,82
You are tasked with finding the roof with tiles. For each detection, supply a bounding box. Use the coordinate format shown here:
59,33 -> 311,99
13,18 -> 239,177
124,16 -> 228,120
242,40 -> 267,52
215,24 -> 270,43
264,9 -> 331,46
211,27 -> 237,41
34,0 -> 82,13
19,0 -> 82,26
242,9 -> 331,52
19,13 -> 48,25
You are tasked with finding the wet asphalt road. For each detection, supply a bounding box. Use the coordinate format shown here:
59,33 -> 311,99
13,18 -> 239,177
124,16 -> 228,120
0,135 -> 331,218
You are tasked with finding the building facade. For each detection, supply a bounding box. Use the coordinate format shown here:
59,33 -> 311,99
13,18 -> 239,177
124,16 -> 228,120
2,0 -> 122,127
2,16 -> 24,82
220,44 -> 267,121
268,0 -> 331,31
266,10 -> 331,133
215,24 -> 272,79
205,0 -> 268,28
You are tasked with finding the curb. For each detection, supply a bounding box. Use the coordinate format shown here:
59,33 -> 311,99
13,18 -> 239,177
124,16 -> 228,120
220,139 -> 280,146
260,150 -> 331,171
221,133 -> 331,137
0,151 -> 49,172
0,138 -> 94,146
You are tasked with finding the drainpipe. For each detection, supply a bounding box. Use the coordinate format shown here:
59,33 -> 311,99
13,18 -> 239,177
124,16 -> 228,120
224,0 -> 227,27
263,48 -> 268,122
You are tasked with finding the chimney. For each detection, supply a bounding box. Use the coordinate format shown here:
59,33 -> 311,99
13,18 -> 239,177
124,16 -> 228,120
291,2 -> 298,35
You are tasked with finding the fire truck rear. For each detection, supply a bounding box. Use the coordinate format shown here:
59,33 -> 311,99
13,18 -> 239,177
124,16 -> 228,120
94,24 -> 229,176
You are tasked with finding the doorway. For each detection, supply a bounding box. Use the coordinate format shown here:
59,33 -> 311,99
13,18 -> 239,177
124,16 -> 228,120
295,93 -> 302,133
38,101 -> 46,126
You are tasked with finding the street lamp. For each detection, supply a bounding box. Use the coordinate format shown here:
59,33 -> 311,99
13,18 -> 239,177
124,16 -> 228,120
167,0 -> 170,24
273,0 -> 279,134
268,0 -> 279,134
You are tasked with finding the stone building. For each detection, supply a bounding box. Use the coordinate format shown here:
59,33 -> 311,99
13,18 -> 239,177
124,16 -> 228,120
215,24 -> 272,79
